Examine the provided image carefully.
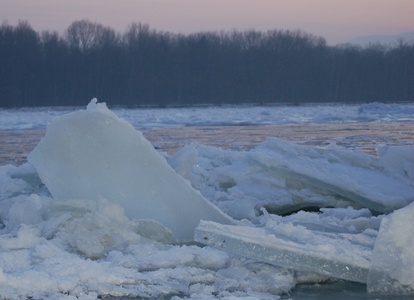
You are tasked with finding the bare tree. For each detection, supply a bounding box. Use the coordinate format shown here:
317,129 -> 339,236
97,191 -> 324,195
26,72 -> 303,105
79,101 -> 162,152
66,20 -> 117,51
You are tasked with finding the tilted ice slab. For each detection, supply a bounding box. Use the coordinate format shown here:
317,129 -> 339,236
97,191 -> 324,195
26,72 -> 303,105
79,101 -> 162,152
249,138 -> 414,213
196,204 -> 414,294
28,99 -> 232,242
195,220 -> 374,283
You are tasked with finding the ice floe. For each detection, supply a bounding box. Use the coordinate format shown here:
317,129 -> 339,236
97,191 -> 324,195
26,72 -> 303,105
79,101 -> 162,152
28,99 -> 232,243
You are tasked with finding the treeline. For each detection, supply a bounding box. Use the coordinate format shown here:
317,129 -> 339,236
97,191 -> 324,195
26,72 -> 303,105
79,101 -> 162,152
1,20 -> 413,107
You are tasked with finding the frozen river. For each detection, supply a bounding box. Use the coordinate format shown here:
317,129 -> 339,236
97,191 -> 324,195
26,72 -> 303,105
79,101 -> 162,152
0,102 -> 414,299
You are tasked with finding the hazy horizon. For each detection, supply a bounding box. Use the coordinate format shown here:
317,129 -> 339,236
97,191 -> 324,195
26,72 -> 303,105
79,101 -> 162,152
1,0 -> 414,45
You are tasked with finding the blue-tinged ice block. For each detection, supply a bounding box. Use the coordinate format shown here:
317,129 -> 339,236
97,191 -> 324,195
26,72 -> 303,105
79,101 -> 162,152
195,220 -> 374,283
28,99 -> 233,242
368,202 -> 414,295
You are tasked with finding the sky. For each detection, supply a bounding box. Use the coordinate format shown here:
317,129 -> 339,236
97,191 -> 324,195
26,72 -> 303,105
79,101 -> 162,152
1,0 -> 414,45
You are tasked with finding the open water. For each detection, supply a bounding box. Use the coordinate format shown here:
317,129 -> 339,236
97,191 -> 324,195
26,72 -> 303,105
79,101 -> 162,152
1,121 -> 414,166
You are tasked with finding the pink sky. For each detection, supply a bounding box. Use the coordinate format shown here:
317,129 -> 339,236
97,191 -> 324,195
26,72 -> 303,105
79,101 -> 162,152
1,0 -> 413,45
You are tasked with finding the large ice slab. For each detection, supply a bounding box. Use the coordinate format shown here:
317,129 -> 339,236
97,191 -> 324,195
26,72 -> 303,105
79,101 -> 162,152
195,220 -> 374,283
250,138 -> 414,213
368,202 -> 414,295
28,99 -> 232,242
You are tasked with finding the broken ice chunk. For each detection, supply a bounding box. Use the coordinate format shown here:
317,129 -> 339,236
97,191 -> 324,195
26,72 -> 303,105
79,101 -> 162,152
195,220 -> 374,283
368,202 -> 414,295
250,138 -> 414,213
28,99 -> 233,242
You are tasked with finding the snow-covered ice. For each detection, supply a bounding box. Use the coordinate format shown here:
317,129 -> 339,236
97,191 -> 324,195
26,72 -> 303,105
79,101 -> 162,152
0,164 -> 296,299
0,100 -> 413,299
169,139 -> 414,219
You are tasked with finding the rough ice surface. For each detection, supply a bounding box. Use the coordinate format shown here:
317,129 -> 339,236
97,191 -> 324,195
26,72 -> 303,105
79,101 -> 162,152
28,99 -> 232,242
0,163 -> 295,299
368,202 -> 414,295
249,138 -> 414,213
169,139 -> 414,218
0,101 -> 414,299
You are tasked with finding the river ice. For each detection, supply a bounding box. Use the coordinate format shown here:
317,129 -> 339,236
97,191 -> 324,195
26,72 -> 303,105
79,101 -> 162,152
28,99 -> 232,243
0,100 -> 414,299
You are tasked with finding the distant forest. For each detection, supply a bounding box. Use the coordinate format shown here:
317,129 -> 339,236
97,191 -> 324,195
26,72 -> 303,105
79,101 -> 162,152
1,20 -> 413,107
